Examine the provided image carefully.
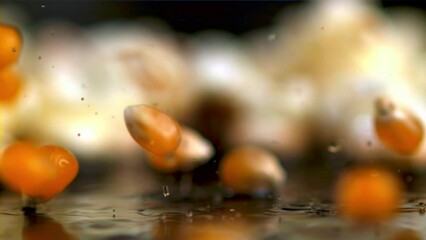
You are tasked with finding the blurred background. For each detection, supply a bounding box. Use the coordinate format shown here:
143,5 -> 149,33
2,0 -> 426,198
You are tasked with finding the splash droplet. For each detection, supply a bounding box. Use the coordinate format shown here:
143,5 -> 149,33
162,185 -> 170,197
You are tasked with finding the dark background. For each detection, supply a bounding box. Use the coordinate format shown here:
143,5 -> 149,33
3,1 -> 426,34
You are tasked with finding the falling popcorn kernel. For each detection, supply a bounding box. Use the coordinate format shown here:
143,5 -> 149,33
374,97 -> 423,155
124,104 -> 181,156
0,142 -> 79,203
0,24 -> 22,68
335,166 -> 402,223
147,126 -> 214,172
219,146 -> 286,196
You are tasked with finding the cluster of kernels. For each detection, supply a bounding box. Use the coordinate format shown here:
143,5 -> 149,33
335,166 -> 402,223
0,24 -> 23,104
124,104 -> 181,156
147,126 -> 214,172
374,97 -> 424,155
0,142 -> 79,202
219,146 -> 286,195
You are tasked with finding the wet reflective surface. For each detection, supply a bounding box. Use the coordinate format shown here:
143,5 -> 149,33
2,190 -> 426,240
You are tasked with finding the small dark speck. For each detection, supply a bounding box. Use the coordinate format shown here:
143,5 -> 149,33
321,26 -> 324,30
81,97 -> 84,101
113,214 -> 116,218
112,115 -> 115,118
95,112 -> 98,115
77,133 -> 81,137
38,56 -> 42,60
367,141 -> 372,147
113,209 -> 115,212
50,31 -> 55,36
11,48 -> 16,52
51,66 -> 55,69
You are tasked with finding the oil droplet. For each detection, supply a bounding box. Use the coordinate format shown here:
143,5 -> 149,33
327,142 -> 341,153
186,210 -> 193,218
162,185 -> 170,197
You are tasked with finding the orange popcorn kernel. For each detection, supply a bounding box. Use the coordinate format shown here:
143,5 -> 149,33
0,23 -> 22,68
147,126 -> 213,172
124,104 -> 181,156
335,166 -> 402,223
0,67 -> 23,104
219,145 -> 286,196
38,145 -> 79,201
374,97 -> 423,155
0,142 -> 79,204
